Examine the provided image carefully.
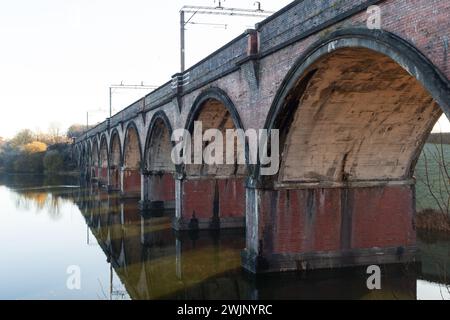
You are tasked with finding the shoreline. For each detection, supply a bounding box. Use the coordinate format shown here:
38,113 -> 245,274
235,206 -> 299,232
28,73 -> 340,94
0,170 -> 449,234
416,209 -> 450,233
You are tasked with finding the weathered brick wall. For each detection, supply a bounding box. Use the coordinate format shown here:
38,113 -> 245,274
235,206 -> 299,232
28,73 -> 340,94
378,0 -> 450,77
182,178 -> 246,220
257,0 -> 380,53
255,184 -> 415,255
99,168 -> 108,184
351,186 -> 416,249
148,173 -> 175,203
123,169 -> 141,196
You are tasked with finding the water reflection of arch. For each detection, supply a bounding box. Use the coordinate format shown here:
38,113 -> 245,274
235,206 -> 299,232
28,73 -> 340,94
97,211 -> 178,300
93,190 -> 109,242
75,182 -> 249,299
121,228 -> 246,299
110,226 -> 248,299
107,199 -> 124,262
117,209 -> 144,291
98,194 -> 146,291
80,189 -> 94,226
75,192 -> 421,300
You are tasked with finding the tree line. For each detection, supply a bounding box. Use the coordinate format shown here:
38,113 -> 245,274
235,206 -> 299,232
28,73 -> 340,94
0,124 -> 89,175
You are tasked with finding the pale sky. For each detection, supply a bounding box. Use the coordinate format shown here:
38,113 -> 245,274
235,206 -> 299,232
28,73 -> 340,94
0,0 -> 448,138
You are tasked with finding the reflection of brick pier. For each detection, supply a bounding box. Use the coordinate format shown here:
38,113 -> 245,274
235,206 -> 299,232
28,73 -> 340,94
75,0 -> 450,273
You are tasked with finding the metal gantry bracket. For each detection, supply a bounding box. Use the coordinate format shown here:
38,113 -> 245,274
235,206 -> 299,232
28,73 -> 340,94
179,2 -> 273,72
109,83 -> 158,118
171,72 -> 191,90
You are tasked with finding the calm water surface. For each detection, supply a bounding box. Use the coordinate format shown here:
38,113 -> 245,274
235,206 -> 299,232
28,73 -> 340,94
0,175 -> 449,300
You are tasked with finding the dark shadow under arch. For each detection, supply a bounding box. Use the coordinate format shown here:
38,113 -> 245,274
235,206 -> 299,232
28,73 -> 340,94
91,137 -> 99,167
86,142 -> 92,165
109,128 -> 123,166
144,110 -> 176,172
144,111 -> 175,157
122,121 -> 143,168
185,87 -> 245,132
99,134 -> 109,167
184,87 -> 250,172
266,29 -> 450,131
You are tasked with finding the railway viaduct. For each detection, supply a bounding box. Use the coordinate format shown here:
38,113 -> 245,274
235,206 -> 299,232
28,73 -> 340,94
74,0 -> 450,273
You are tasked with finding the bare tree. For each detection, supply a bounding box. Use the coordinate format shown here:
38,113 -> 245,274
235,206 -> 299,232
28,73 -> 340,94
416,132 -> 450,226
416,131 -> 450,299
48,122 -> 63,144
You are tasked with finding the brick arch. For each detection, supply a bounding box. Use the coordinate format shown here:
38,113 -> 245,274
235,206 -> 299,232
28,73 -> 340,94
85,141 -> 92,169
262,29 -> 450,184
91,137 -> 100,179
122,121 -> 142,197
177,87 -> 247,230
142,111 -> 177,210
184,87 -> 247,177
73,144 -> 80,167
123,121 -> 142,169
80,144 -> 88,174
78,144 -> 85,168
144,111 -> 175,173
185,87 -> 244,132
99,135 -> 109,185
84,140 -> 89,152
108,206 -> 124,260
109,129 -> 122,191
243,29 -> 450,273
76,144 -> 80,166
109,129 -> 123,166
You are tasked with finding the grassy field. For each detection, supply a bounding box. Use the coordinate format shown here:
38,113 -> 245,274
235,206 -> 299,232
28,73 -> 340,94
415,143 -> 450,213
